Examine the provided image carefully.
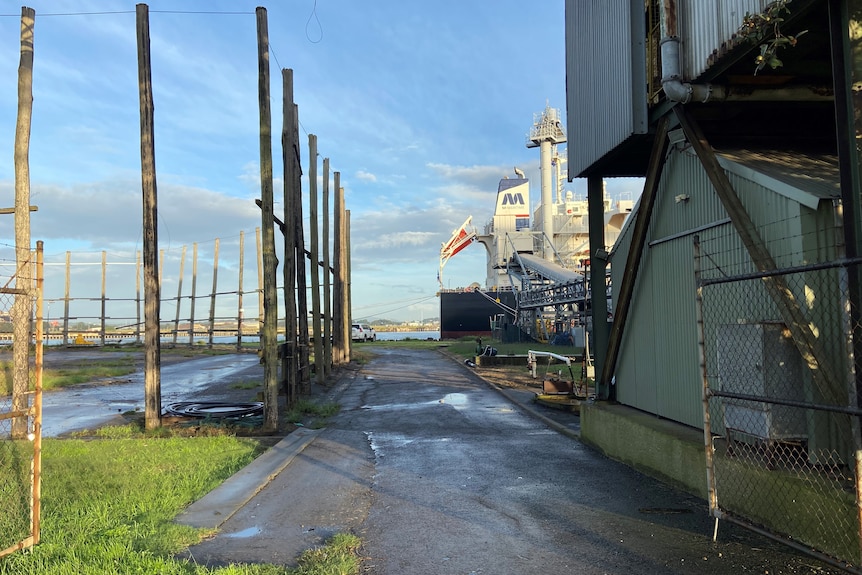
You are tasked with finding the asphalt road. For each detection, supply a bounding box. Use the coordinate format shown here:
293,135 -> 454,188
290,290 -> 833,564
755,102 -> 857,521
182,347 -> 842,574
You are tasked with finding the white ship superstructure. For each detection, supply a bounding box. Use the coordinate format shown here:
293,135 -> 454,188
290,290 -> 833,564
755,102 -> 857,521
438,104 -> 635,341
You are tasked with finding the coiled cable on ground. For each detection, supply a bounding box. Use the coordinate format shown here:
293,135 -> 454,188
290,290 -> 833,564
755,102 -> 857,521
164,401 -> 264,419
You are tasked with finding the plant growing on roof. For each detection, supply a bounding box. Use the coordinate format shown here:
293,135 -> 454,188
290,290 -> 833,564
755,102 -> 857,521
738,0 -> 808,74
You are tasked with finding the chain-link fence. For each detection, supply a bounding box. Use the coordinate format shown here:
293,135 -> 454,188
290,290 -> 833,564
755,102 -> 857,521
695,232 -> 862,570
0,243 -> 43,557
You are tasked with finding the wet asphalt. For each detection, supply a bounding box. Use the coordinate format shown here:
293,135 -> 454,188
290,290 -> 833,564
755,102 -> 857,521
41,353 -> 262,436
180,347 -> 843,574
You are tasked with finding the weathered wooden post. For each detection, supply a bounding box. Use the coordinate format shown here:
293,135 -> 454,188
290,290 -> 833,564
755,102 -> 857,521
256,6 -> 279,432
332,173 -> 344,364
345,209 -> 352,360
208,238 -> 219,347
293,105 -> 310,395
11,5 -> 35,439
100,251 -> 106,346
282,69 -> 298,404
236,231 -> 244,351
189,242 -> 197,345
309,135 -> 322,383
63,251 -> 70,345
136,2 -> 161,430
322,158 -> 332,377
173,245 -> 186,346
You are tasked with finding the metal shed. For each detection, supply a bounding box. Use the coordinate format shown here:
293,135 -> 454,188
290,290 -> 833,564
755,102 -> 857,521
608,146 -> 841,429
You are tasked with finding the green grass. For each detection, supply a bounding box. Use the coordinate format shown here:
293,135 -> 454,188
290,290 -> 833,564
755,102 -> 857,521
0,435 -> 361,574
370,336 -> 582,360
0,360 -> 137,394
285,399 -> 341,430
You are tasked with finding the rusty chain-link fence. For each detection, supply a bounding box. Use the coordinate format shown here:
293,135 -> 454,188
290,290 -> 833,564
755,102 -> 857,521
0,243 -> 43,557
694,231 -> 862,570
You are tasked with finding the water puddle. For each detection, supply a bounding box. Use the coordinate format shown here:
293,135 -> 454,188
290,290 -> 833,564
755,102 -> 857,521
224,526 -> 262,538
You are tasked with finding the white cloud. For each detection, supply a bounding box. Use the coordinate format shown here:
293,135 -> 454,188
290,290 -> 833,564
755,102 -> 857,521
355,170 -> 377,182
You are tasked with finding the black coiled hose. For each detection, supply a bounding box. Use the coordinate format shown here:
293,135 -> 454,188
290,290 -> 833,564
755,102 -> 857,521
164,401 -> 264,419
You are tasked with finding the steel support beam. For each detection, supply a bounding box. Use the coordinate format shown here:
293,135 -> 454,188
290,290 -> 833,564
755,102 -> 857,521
600,115 -> 670,392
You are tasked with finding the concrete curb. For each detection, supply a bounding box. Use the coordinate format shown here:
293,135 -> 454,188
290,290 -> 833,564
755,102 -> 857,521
176,427 -> 323,529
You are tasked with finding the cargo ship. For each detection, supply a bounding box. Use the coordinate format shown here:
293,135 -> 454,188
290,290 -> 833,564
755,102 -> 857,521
438,105 -> 633,341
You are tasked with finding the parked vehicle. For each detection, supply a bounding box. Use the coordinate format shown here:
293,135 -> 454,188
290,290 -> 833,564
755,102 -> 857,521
351,323 -> 376,342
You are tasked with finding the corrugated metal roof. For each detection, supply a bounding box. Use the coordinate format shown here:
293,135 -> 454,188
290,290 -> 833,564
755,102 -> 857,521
714,149 -> 840,210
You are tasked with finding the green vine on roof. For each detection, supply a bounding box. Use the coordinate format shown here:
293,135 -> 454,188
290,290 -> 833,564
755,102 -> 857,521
737,0 -> 807,75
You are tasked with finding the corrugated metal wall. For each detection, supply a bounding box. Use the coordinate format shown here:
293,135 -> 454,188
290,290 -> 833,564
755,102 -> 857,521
565,0 -> 647,178
565,0 -> 769,176
680,0 -> 771,79
610,148 -> 832,429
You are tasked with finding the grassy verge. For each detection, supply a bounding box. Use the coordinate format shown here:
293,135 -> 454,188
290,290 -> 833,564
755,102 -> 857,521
368,336 -> 581,360
0,360 -> 137,394
284,399 -> 341,430
0,433 -> 361,574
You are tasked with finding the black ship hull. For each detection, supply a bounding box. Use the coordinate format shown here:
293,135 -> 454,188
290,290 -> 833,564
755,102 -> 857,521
439,290 -> 517,340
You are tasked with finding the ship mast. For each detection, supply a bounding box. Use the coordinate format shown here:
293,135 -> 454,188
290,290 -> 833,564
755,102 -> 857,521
527,105 -> 566,262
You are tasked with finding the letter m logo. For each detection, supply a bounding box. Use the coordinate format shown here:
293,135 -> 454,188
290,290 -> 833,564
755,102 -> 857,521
502,193 -> 525,206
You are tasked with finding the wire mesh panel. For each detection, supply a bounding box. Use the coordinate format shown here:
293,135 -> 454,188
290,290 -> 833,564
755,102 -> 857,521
0,244 -> 42,557
695,233 -> 862,568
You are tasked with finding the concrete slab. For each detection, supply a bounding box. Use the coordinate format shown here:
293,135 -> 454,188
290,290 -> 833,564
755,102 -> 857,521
175,427 -> 322,529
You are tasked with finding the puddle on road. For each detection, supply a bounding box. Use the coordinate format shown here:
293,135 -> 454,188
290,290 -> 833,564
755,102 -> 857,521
361,392 -> 470,412
224,526 -> 262,538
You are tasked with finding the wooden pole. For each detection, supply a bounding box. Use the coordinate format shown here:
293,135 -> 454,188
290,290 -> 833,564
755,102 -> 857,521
11,6 -> 35,439
332,173 -> 344,364
63,250 -> 70,345
31,240 -> 42,545
282,69 -> 298,404
100,251 -> 107,346
208,238 -> 219,348
294,104 -> 310,395
189,242 -> 197,345
135,250 -> 141,343
345,209 -> 352,360
308,134 -> 322,383
136,3 -> 161,430
173,244 -> 186,346
256,227 -> 263,336
237,231 -> 244,351
256,6 -> 279,432
322,157 -> 332,378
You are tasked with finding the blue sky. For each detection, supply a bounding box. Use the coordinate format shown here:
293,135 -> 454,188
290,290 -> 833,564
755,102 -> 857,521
0,1 -> 642,325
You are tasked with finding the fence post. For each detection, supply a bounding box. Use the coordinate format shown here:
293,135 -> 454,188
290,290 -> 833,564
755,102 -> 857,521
135,250 -> 141,343
100,251 -> 106,346
237,231 -> 244,351
32,240 -> 42,546
256,227 -> 263,339
332,174 -> 344,364
173,245 -> 186,346
189,242 -> 197,345
294,105 -> 310,395
256,6 -> 279,432
11,5 -> 35,440
322,157 -> 332,378
309,134 -> 322,383
136,2 -> 161,430
346,209 -> 352,360
208,238 -> 219,348
282,68 -> 298,403
63,250 -> 70,345
693,235 -> 720,527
